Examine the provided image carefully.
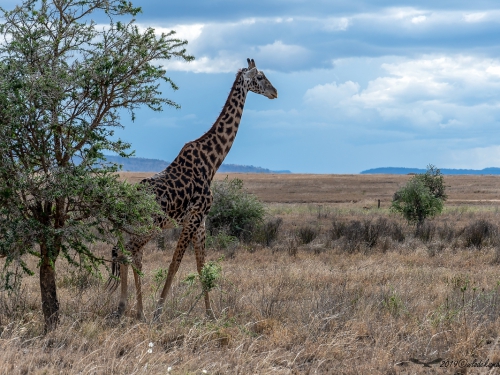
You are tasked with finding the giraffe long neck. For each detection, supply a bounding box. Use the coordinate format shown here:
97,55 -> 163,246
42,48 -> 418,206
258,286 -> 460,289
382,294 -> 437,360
196,72 -> 248,180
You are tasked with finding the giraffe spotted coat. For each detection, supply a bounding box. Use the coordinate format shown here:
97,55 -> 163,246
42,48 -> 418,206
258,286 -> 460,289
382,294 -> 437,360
108,58 -> 278,320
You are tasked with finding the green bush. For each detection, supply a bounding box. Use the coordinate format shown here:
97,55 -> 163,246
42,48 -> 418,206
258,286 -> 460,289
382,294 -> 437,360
206,232 -> 239,251
391,165 -> 446,226
207,177 -> 265,238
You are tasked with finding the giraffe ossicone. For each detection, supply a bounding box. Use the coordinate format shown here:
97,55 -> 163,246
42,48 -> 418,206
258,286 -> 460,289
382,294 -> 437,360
106,58 -> 278,321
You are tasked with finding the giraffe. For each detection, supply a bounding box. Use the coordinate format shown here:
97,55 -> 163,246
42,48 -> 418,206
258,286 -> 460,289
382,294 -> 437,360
107,58 -> 278,320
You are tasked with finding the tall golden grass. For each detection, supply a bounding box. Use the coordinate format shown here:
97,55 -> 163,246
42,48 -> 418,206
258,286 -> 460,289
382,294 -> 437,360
2,173 -> 500,374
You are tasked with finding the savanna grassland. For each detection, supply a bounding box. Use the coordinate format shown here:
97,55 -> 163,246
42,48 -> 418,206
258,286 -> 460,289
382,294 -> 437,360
3,173 -> 500,374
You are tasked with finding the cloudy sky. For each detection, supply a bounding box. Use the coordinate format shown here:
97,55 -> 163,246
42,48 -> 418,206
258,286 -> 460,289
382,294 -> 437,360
12,0 -> 500,173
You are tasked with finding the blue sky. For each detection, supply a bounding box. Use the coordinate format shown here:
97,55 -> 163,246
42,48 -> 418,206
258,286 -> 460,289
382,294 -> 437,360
8,0 -> 500,173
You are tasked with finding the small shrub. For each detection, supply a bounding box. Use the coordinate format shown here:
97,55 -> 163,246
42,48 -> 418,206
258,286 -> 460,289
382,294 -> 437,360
437,222 -> 456,242
463,219 -> 498,249
206,229 -> 239,259
207,177 -> 265,238
182,259 -> 223,317
382,288 -> 406,317
336,218 -> 405,253
373,217 -> 405,243
330,217 -> 404,251
389,221 -> 406,243
330,218 -> 346,241
206,231 -> 239,251
253,217 -> 283,247
415,221 -> 436,243
296,225 -> 319,244
151,267 -> 168,295
199,260 -> 223,293
342,220 -> 374,252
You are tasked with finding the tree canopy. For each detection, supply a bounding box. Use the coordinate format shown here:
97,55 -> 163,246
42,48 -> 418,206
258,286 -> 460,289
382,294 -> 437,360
391,165 -> 447,226
0,0 -> 193,331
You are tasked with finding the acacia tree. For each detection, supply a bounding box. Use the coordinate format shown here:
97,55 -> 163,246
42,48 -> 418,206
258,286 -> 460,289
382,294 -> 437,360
391,165 -> 447,226
0,0 -> 192,331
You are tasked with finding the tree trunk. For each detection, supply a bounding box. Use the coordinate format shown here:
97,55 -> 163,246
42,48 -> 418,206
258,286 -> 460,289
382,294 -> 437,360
40,244 -> 59,332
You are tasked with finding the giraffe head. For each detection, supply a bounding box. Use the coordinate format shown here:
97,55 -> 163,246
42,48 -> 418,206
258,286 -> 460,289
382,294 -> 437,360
242,58 -> 278,99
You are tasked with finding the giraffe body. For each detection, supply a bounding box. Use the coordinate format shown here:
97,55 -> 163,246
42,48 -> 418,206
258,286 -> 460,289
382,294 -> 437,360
108,59 -> 277,320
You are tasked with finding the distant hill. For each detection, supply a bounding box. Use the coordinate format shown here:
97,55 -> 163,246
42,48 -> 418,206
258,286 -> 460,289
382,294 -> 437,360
103,155 -> 291,174
104,156 -> 170,172
360,167 -> 500,175
218,163 -> 291,174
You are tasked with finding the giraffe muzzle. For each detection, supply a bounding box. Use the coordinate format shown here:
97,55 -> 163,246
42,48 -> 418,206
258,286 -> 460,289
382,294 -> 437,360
266,88 -> 278,99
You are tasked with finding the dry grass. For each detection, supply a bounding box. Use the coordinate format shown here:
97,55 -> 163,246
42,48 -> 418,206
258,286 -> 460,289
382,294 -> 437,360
120,172 -> 500,205
3,174 -> 500,374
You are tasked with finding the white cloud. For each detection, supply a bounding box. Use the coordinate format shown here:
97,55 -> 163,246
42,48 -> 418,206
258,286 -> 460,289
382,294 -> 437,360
365,7 -> 435,26
486,66 -> 500,77
387,8 -> 426,20
157,17 -> 315,73
240,18 -> 257,25
463,12 -> 487,23
164,54 -> 241,73
323,17 -> 350,31
354,8 -> 500,29
304,81 -> 359,107
139,23 -> 204,42
136,7 -> 500,75
255,40 -> 309,61
304,55 -> 500,129
274,17 -> 293,23
164,40 -> 310,73
411,15 -> 427,24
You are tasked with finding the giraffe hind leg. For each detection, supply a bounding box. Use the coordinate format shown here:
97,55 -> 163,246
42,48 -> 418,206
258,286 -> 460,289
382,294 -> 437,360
116,263 -> 128,318
193,220 -> 214,319
111,234 -> 152,319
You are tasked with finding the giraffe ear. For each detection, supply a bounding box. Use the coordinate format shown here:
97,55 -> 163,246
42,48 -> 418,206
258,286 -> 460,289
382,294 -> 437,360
247,58 -> 256,69
244,67 -> 258,79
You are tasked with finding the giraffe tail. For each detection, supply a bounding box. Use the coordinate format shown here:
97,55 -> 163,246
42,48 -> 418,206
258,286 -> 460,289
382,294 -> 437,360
105,245 -> 120,293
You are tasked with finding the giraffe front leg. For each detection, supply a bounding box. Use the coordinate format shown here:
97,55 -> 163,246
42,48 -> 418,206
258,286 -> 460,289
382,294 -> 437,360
153,215 -> 200,321
193,220 -> 214,319
132,254 -> 145,321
